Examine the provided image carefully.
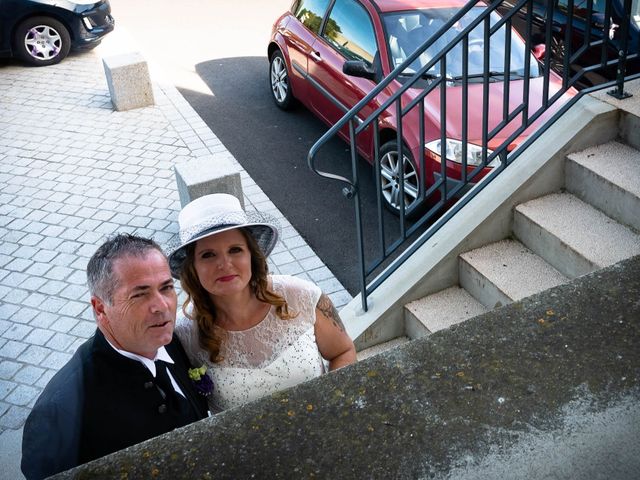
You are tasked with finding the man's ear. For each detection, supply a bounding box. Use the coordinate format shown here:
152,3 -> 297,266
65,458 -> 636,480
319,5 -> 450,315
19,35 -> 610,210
91,296 -> 108,327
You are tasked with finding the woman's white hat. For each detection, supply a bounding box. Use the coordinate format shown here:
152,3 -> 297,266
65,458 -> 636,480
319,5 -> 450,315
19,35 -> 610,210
167,193 -> 279,278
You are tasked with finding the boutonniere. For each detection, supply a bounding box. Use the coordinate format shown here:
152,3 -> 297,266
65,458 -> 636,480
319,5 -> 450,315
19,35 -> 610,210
188,365 -> 214,396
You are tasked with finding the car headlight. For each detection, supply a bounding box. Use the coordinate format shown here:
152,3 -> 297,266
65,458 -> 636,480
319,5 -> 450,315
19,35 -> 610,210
425,139 -> 499,167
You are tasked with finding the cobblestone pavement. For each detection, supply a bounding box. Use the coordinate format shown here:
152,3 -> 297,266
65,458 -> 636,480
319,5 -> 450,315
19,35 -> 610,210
0,51 -> 351,439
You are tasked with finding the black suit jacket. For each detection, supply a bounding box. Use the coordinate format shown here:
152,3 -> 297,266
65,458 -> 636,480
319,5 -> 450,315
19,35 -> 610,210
21,330 -> 209,480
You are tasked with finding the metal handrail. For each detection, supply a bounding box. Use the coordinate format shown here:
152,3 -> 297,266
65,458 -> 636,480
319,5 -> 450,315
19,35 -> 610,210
306,0 -> 637,311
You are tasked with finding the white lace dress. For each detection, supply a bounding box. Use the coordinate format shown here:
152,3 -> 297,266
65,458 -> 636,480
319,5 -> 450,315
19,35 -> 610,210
175,275 -> 325,412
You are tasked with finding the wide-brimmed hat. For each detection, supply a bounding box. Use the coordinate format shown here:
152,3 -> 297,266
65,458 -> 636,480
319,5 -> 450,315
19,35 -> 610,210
167,193 -> 279,278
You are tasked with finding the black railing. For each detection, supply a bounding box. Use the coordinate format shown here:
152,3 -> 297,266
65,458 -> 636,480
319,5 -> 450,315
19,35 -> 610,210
307,0 -> 639,311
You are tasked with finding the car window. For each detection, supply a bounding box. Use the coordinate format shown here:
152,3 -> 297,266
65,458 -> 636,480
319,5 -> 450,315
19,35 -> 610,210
558,0 -> 640,30
557,0 -> 606,18
294,0 -> 332,34
383,7 -> 540,79
557,0 -> 640,38
322,0 -> 378,65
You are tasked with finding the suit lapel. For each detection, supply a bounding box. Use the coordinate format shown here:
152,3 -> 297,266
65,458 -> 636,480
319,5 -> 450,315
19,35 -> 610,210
93,330 -> 207,418
93,329 -> 150,375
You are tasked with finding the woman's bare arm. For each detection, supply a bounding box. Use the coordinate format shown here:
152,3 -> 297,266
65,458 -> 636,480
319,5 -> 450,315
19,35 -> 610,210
314,293 -> 357,370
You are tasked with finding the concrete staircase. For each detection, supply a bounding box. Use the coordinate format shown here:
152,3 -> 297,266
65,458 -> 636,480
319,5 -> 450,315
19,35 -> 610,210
356,87 -> 640,361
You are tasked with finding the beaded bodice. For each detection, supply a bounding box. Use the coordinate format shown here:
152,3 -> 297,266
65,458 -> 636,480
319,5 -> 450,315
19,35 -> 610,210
176,275 -> 325,411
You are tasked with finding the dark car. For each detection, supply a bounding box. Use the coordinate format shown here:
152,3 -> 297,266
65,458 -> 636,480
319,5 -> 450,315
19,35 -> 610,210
0,0 -> 114,66
496,0 -> 639,88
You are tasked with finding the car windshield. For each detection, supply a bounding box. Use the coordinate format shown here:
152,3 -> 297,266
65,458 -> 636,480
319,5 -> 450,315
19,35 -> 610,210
383,7 -> 540,80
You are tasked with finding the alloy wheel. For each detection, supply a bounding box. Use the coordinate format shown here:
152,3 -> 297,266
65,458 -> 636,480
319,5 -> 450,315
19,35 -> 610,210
380,149 -> 419,211
549,36 -> 567,73
270,56 -> 289,104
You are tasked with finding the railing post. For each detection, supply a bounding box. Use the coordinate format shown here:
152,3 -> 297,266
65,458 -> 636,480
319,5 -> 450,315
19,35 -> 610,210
347,118 -> 369,312
608,0 -> 632,99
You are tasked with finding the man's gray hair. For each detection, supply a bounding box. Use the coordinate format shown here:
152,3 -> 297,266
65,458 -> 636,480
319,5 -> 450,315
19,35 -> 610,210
87,233 -> 165,304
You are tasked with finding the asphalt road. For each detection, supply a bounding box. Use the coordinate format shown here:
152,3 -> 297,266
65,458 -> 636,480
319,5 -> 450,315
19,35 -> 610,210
104,0 -> 403,294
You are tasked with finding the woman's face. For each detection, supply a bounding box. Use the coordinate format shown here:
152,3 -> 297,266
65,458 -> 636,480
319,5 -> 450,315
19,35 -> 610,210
193,228 -> 253,299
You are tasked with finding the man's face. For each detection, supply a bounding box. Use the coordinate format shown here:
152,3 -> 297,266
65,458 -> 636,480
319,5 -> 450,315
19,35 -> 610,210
92,250 -> 177,359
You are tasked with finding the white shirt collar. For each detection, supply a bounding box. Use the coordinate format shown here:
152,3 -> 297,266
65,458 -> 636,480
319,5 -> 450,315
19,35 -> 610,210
104,339 -> 175,378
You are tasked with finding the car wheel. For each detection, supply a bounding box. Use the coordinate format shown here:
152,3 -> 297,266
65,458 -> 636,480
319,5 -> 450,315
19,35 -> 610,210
269,50 -> 294,110
378,141 -> 421,216
13,16 -> 71,66
549,35 -> 566,73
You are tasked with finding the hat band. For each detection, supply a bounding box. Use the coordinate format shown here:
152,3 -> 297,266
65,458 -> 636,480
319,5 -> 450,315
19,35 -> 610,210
178,211 -> 249,244
181,223 -> 246,245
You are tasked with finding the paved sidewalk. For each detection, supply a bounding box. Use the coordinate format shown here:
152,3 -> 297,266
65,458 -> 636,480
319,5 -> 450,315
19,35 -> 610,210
0,50 -> 351,477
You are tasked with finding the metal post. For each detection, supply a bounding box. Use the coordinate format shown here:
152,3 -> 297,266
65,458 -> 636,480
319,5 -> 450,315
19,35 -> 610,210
608,0 -> 632,99
347,119 -> 368,312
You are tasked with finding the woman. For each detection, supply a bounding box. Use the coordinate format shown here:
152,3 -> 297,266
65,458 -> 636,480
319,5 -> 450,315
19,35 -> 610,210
169,193 -> 356,411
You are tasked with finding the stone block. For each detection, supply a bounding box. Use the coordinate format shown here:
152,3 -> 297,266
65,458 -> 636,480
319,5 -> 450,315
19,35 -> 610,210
174,155 -> 243,208
102,53 -> 154,111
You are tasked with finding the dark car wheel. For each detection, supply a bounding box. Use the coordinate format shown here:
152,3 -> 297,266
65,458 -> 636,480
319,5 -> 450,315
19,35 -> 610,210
13,16 -> 71,66
378,141 -> 422,216
269,50 -> 294,110
549,35 -> 566,74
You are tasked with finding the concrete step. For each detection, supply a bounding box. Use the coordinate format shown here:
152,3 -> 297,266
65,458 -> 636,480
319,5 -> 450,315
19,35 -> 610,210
566,140 -> 640,231
356,336 -> 410,361
459,239 -> 568,309
404,286 -> 488,335
514,192 -> 640,279
621,109 -> 640,151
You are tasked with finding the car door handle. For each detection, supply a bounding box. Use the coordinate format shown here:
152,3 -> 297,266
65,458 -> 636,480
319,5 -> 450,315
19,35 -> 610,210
310,51 -> 322,62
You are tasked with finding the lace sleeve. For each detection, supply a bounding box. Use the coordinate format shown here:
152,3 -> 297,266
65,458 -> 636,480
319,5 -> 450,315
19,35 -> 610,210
273,275 -> 322,325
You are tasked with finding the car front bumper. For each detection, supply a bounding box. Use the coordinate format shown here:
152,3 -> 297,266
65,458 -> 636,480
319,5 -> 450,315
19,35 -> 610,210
73,1 -> 115,48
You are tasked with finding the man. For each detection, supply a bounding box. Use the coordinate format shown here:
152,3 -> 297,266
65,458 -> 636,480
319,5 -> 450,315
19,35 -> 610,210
22,234 -> 210,479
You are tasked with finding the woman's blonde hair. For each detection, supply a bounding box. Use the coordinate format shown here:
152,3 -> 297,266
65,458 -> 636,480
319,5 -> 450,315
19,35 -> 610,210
180,227 -> 295,362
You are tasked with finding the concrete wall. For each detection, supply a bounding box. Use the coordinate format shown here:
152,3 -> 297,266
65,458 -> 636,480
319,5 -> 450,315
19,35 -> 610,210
56,255 -> 640,479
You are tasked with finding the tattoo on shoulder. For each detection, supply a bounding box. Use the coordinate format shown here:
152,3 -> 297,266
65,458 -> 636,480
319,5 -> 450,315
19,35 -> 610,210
317,293 -> 345,332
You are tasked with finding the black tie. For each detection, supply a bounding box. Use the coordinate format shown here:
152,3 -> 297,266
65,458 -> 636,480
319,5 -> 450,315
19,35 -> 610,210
154,360 -> 190,415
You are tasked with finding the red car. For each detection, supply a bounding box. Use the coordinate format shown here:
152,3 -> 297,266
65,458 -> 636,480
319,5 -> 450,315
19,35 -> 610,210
268,0 -> 576,214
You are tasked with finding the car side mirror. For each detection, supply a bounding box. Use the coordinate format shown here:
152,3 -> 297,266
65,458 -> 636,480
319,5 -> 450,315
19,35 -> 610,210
343,60 -> 376,80
532,44 -> 546,61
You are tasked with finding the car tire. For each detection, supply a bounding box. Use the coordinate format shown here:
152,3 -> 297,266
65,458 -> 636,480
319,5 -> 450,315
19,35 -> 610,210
269,50 -> 295,110
13,16 -> 71,67
549,35 -> 566,74
378,141 -> 422,216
